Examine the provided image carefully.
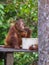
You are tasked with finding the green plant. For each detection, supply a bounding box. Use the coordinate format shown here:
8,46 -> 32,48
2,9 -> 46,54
14,52 -> 38,65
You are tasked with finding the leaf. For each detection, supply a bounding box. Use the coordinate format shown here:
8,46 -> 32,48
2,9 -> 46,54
0,10 -> 5,14
0,4 -> 4,9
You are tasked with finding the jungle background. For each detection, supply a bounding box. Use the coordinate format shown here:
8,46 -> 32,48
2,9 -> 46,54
0,0 -> 38,65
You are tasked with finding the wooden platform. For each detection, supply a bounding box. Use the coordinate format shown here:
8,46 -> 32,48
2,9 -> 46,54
0,45 -> 37,65
0,45 -> 37,52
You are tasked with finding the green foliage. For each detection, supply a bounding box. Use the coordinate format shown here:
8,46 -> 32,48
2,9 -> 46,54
0,0 -> 38,44
0,0 -> 38,65
14,52 -> 38,65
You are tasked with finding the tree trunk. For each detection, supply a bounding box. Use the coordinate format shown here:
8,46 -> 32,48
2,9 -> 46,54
38,0 -> 49,65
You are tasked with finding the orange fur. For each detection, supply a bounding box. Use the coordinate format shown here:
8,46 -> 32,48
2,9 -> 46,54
4,19 -> 31,49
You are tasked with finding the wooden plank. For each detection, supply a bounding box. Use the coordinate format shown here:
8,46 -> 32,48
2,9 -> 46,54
0,46 -> 37,52
4,53 -> 14,65
38,0 -> 49,65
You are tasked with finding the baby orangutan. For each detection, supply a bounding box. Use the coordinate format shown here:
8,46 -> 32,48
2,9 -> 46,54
4,19 -> 31,49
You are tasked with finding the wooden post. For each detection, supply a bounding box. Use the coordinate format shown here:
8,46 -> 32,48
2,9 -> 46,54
4,53 -> 14,65
38,0 -> 49,65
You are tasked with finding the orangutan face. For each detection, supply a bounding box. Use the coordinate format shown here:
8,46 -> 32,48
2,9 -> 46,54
15,19 -> 25,31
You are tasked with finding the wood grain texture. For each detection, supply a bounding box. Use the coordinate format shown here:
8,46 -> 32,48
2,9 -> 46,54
0,45 -> 37,52
38,0 -> 49,65
4,53 -> 14,65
